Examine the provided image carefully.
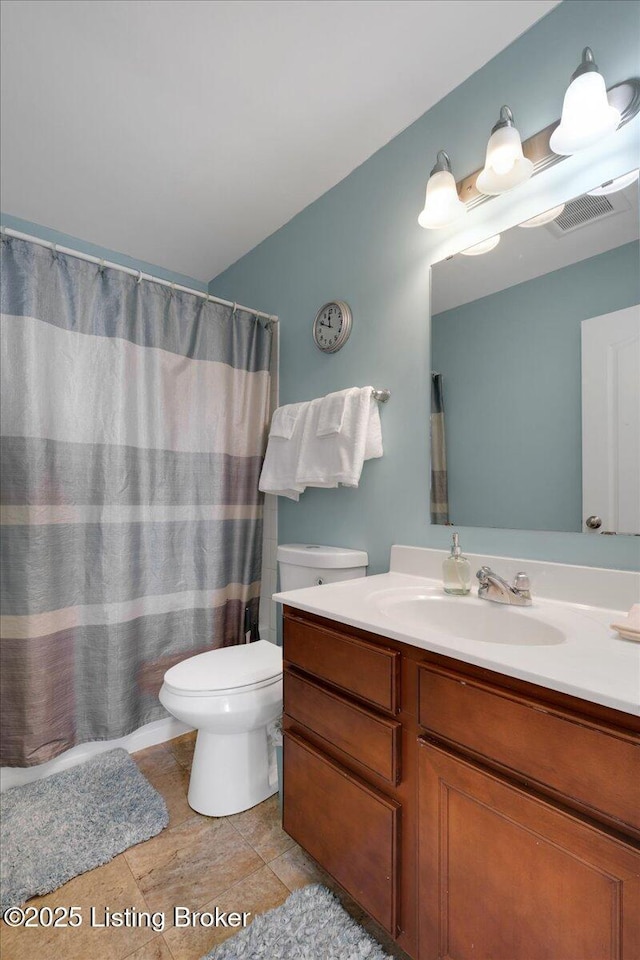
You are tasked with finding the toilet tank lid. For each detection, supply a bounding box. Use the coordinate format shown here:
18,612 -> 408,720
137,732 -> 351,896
163,640 -> 282,694
276,544 -> 368,569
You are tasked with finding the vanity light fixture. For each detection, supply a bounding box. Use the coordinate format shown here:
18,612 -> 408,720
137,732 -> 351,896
416,50 -> 640,226
459,234 -> 501,256
517,203 -> 566,228
476,106 -> 534,195
550,48 -> 621,155
588,169 -> 639,196
418,151 -> 467,230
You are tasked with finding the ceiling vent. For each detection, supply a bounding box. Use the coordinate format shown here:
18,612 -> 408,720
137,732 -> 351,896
545,191 -> 630,237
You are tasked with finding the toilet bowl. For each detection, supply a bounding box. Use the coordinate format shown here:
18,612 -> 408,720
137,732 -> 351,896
159,639 -> 282,817
160,546 -> 367,818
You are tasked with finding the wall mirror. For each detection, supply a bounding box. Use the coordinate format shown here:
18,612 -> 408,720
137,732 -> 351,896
430,172 -> 639,536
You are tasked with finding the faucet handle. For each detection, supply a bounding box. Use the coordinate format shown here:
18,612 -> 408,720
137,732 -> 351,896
513,572 -> 530,593
476,566 -> 492,583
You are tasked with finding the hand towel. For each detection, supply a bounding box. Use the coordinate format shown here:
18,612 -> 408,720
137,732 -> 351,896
296,386 -> 383,488
269,406 -> 300,440
364,397 -> 383,461
316,390 -> 348,437
259,401 -> 310,500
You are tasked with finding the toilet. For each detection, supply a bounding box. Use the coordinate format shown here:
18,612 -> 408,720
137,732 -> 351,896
159,543 -> 367,818
159,640 -> 282,817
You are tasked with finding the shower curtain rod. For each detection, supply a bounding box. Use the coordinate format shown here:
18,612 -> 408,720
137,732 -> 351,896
0,226 -> 279,324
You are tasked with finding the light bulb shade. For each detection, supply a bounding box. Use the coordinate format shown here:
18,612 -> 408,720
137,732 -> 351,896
476,116 -> 533,196
418,169 -> 467,229
486,126 -> 524,174
550,71 -> 620,155
588,169 -> 639,196
460,234 -> 501,256
518,203 -> 566,228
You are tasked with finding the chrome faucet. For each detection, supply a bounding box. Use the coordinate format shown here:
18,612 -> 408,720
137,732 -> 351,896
476,566 -> 532,606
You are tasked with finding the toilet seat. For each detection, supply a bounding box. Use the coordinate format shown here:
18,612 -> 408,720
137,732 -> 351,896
163,639 -> 282,697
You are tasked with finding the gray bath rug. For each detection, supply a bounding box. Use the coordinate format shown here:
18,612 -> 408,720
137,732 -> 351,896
0,747 -> 168,914
201,883 -> 392,960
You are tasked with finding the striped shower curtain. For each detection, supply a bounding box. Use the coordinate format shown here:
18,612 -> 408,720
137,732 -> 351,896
0,237 -> 273,766
430,372 -> 449,524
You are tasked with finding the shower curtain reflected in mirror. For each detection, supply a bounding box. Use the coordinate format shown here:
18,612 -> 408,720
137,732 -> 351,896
0,237 -> 273,766
430,373 -> 449,525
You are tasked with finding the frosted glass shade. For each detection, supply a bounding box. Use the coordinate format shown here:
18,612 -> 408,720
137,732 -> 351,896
550,71 -> 620,155
476,126 -> 534,196
518,203 -> 566,228
418,170 -> 467,230
460,234 -> 501,256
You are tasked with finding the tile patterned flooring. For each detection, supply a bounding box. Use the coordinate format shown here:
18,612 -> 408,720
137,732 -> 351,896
1,733 -> 409,960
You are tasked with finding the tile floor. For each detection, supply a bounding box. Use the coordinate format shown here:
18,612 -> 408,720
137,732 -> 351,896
1,732 -> 409,960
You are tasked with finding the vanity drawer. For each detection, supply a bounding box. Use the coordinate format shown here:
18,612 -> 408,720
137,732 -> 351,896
283,730 -> 399,934
418,663 -> 640,834
284,669 -> 402,784
284,614 -> 399,714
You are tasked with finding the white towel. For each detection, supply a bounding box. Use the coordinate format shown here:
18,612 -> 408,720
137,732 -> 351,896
259,401 -> 310,500
269,406 -> 299,439
316,390 -> 348,437
296,386 -> 383,488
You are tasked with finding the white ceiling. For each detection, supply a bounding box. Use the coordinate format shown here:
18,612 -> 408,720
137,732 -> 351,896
0,0 -> 559,283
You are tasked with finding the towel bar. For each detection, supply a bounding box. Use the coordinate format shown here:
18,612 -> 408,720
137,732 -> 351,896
372,388 -> 391,403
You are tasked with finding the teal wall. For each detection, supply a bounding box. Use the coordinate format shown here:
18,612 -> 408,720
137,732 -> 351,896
432,241 -> 640,532
0,212 -> 207,292
210,0 -> 640,572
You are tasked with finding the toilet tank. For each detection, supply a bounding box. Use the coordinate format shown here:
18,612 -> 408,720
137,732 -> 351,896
277,544 -> 368,591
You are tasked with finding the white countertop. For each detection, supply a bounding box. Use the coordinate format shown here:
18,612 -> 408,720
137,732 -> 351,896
274,565 -> 640,717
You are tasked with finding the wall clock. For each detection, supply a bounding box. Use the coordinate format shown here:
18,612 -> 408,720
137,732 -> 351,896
312,301 -> 352,353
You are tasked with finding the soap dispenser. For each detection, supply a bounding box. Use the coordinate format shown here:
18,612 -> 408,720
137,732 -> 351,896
442,532 -> 471,595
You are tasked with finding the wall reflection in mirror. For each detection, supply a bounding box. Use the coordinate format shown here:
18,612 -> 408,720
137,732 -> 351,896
430,171 -> 639,536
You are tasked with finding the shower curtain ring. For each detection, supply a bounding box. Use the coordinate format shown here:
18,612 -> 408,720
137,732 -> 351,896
99,259 -> 105,274
51,243 -> 57,259
136,270 -> 143,284
232,302 -> 237,316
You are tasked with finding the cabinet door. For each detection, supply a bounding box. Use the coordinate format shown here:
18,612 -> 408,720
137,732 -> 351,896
284,730 -> 400,934
418,738 -> 640,960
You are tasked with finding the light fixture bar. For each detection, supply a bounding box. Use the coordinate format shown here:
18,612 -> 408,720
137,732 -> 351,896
457,77 -> 640,211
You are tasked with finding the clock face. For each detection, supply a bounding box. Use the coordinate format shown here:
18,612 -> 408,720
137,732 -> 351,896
313,301 -> 352,353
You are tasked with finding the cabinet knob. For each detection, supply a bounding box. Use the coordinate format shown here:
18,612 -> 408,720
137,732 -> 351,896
585,515 -> 602,529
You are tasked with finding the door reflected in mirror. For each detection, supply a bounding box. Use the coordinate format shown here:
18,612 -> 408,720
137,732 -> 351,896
430,172 -> 640,535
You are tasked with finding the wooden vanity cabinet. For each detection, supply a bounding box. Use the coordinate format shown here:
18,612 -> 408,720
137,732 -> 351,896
281,607 -> 640,960
282,606 -> 419,955
417,656 -> 640,960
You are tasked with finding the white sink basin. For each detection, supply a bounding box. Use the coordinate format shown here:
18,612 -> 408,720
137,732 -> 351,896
373,587 -> 565,646
274,552 -> 640,715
